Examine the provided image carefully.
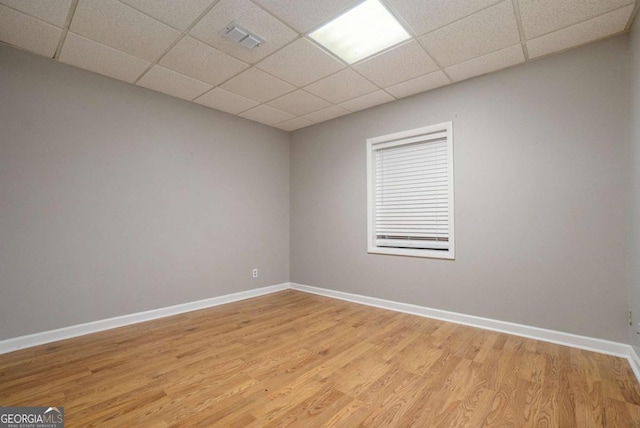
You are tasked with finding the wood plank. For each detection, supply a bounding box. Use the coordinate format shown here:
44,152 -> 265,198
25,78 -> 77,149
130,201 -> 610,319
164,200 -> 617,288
0,290 -> 638,427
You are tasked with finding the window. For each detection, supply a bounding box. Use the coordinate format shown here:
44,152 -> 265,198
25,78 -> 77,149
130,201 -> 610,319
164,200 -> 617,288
366,122 -> 454,259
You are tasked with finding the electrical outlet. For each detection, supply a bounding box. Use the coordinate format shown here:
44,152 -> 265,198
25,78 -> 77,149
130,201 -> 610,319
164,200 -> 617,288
252,268 -> 258,278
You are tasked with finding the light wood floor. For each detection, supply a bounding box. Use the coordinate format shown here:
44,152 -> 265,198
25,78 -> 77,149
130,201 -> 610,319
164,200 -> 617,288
1,290 -> 640,427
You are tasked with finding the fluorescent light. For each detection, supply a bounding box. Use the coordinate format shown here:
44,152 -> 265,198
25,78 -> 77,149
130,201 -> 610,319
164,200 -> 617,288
309,0 -> 410,64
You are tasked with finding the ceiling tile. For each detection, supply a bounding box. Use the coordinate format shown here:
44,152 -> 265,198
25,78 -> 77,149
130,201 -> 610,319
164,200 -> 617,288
386,0 -> 501,36
519,0 -> 633,39
418,0 -> 520,67
0,5 -> 61,57
119,0 -> 215,31
239,104 -> 295,126
137,65 -> 212,100
159,36 -> 248,86
305,69 -> 378,104
340,90 -> 395,112
267,90 -> 331,115
353,40 -> 438,87
252,0 -> 360,33
3,0 -> 632,133
0,0 -> 72,27
71,0 -> 181,62
273,117 -> 315,132
194,87 -> 259,115
527,6 -> 633,59
256,38 -> 345,87
303,105 -> 351,123
446,43 -> 524,82
59,32 -> 151,83
190,0 -> 297,64
386,71 -> 450,98
220,67 -> 296,103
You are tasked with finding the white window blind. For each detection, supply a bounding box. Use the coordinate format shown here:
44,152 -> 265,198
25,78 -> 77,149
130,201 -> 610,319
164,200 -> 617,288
367,122 -> 454,259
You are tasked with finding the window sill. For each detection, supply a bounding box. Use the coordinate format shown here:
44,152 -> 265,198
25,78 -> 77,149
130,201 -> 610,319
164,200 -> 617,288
367,246 -> 455,260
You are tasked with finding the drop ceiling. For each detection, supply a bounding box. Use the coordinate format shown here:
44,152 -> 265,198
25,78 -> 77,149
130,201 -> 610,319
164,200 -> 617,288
0,0 -> 637,131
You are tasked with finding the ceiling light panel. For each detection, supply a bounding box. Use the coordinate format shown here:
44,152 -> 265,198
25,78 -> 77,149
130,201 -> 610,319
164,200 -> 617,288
309,0 -> 410,64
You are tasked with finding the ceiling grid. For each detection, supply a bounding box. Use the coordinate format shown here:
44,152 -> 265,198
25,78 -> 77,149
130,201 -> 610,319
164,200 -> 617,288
0,0 -> 637,131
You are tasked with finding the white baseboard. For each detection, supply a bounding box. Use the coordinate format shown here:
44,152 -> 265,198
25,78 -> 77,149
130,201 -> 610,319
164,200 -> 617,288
0,283 -> 288,355
3,281 -> 640,385
290,283 -> 640,383
628,346 -> 640,381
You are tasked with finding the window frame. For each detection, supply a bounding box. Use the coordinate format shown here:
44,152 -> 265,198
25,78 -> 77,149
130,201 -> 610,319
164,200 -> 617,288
366,122 -> 455,259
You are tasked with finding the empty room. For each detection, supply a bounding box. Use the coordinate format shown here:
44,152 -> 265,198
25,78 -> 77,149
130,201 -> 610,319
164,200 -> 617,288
2,0 -> 640,426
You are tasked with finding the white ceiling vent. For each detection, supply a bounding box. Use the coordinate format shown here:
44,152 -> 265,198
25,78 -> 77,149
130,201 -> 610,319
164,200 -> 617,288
222,23 -> 264,49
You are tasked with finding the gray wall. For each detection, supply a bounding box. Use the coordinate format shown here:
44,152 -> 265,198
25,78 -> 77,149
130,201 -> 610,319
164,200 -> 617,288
0,45 -> 290,340
290,36 -> 630,342
630,21 -> 640,351
1,33 -> 635,344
